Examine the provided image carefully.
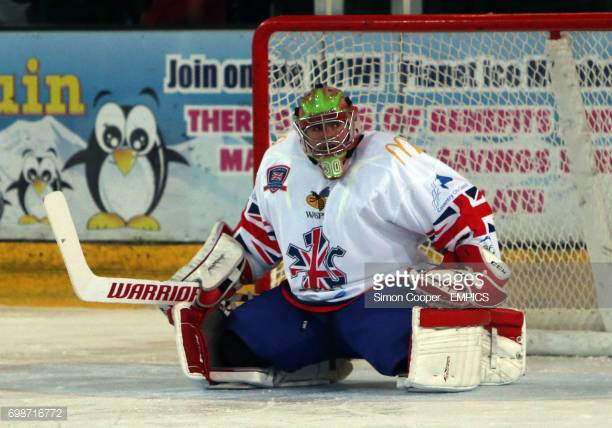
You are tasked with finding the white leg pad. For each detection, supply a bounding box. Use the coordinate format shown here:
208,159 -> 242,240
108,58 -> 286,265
397,308 -> 485,392
480,323 -> 526,385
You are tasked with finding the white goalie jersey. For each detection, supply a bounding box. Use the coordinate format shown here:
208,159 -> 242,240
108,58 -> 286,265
233,130 -> 500,307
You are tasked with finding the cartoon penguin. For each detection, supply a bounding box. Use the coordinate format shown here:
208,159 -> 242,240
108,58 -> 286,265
7,148 -> 72,224
63,89 -> 188,231
0,189 -> 10,224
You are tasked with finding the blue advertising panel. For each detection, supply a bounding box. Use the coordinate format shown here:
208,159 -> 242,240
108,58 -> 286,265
0,30 -> 255,241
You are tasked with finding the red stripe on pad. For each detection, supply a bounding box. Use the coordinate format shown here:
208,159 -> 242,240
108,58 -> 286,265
419,308 -> 491,328
488,308 -> 524,326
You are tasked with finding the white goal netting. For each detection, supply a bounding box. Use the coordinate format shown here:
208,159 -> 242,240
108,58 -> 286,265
257,22 -> 611,332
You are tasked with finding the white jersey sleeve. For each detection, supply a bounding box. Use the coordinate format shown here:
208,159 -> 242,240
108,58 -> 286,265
232,170 -> 283,279
387,136 -> 500,257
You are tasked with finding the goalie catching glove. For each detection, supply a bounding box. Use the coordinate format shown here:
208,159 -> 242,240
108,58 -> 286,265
161,221 -> 246,324
412,244 -> 511,308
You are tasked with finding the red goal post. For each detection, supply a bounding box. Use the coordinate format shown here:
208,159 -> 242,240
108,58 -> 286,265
250,13 -> 612,351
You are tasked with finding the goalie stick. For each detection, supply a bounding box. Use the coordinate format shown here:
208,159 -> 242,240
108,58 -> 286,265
44,191 -> 237,305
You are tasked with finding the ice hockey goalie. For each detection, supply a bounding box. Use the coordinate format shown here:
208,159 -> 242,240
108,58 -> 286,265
167,85 -> 526,391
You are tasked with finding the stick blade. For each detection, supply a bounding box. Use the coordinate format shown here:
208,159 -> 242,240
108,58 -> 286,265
44,191 -> 201,305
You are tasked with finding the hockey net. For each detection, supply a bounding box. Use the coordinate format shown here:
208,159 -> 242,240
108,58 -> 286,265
251,14 -> 612,342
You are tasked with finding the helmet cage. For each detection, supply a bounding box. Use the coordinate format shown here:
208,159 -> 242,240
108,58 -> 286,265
294,108 -> 357,159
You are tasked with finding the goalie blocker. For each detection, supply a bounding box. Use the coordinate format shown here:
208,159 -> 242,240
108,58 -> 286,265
411,244 -> 511,308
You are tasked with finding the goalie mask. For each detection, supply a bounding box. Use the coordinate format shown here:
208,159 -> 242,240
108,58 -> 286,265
293,86 -> 361,179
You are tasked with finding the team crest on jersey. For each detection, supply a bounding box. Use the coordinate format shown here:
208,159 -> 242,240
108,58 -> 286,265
306,187 -> 330,211
286,226 -> 347,291
264,165 -> 290,193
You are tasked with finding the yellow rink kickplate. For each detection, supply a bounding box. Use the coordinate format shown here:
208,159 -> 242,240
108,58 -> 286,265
0,242 -> 202,307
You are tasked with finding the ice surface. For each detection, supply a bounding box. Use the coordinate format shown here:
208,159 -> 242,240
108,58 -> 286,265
1,306 -> 611,427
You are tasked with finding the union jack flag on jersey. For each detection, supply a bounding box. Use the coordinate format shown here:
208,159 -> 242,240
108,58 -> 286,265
427,186 -> 499,255
286,226 -> 347,291
233,196 -> 282,278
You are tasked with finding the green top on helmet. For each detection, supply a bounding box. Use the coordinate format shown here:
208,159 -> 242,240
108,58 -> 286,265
297,87 -> 346,119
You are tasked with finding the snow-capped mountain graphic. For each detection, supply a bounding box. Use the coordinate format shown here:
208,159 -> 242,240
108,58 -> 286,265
159,135 -> 251,241
173,135 -> 250,204
0,116 -> 86,180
